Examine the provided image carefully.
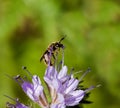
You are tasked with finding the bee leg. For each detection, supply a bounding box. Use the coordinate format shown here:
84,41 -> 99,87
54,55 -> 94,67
40,50 -> 48,62
48,53 -> 56,66
40,56 -> 44,62
52,53 -> 56,60
50,60 -> 53,66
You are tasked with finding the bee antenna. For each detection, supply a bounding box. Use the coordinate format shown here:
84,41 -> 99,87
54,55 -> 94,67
59,35 -> 66,43
22,66 -> 32,77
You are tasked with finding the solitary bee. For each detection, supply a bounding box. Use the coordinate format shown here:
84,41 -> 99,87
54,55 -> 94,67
40,37 -> 65,66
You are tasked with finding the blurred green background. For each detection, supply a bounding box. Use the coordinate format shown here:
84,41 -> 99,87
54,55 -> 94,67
0,0 -> 120,108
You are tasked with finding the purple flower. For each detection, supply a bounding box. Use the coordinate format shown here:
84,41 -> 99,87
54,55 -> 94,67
15,73 -> 66,108
15,75 -> 49,108
44,65 -> 85,107
14,65 -> 94,108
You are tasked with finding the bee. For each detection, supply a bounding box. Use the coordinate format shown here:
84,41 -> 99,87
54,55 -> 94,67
40,37 -> 65,66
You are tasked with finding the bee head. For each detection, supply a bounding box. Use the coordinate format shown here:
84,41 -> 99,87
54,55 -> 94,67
54,42 -> 64,49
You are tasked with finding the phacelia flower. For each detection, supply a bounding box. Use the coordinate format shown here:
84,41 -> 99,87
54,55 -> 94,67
44,65 -> 89,107
13,62 -> 94,108
14,74 -> 49,108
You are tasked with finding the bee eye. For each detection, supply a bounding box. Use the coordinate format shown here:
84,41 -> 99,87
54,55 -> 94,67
55,44 -> 59,47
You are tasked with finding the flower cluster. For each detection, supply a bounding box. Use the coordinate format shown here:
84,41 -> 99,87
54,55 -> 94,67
6,41 -> 97,108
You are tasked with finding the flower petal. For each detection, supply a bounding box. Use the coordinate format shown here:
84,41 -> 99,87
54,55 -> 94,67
50,93 -> 65,108
21,75 -> 49,107
22,82 -> 35,101
64,79 -> 79,94
58,66 -> 67,79
65,90 -> 85,106
44,75 -> 62,98
16,102 -> 29,108
45,66 -> 57,80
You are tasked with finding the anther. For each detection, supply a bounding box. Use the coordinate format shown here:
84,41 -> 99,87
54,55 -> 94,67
22,66 -> 27,70
13,75 -> 24,85
14,75 -> 21,79
22,66 -> 32,77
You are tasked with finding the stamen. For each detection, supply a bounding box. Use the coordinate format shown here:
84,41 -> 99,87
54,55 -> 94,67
96,84 -> 102,88
48,47 -> 53,66
85,84 -> 101,93
4,73 -> 14,81
61,49 -> 64,67
57,60 -> 62,72
6,102 -> 16,108
69,67 -> 74,78
55,52 -> 58,70
5,73 -> 24,86
4,95 -> 16,102
22,66 -> 32,78
70,67 -> 74,73
79,67 -> 91,82
73,70 -> 83,75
